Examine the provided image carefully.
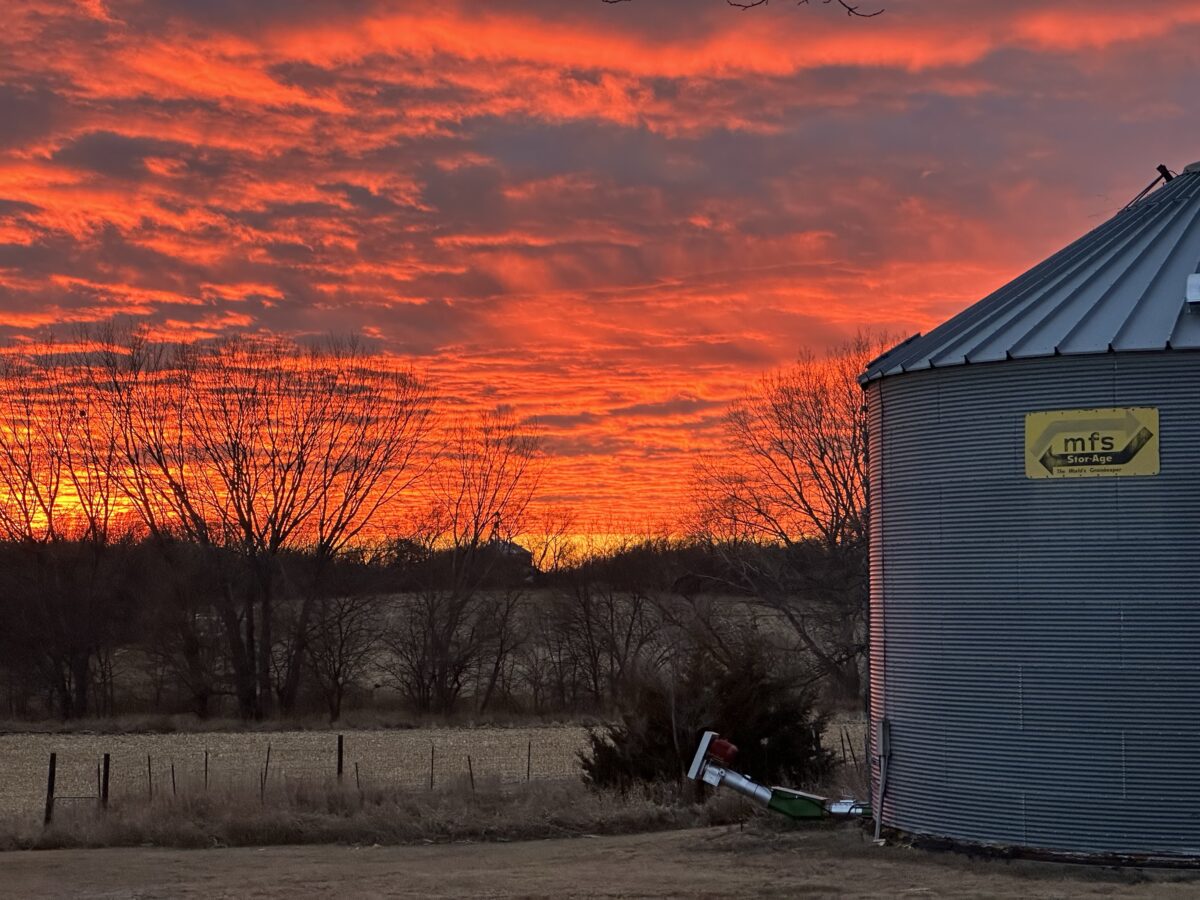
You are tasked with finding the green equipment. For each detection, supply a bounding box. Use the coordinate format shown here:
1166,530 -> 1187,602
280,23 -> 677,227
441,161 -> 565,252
686,730 -> 870,821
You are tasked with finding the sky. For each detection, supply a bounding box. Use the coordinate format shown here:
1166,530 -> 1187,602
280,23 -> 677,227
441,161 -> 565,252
2,0 -> 1199,529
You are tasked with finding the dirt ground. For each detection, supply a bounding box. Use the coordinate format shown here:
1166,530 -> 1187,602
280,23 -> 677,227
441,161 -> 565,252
6,824 -> 1200,900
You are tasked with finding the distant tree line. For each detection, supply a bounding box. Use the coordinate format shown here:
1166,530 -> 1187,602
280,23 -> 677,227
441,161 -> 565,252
0,328 -> 881,723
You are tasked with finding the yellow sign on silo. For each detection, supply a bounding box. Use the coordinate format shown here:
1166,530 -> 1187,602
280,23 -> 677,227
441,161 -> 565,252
1025,406 -> 1159,478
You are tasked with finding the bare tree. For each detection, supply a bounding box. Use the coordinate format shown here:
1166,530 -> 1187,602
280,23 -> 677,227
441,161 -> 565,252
195,338 -> 434,717
692,333 -> 887,699
231,338 -> 437,714
523,507 -> 576,574
551,537 -> 669,708
134,540 -> 239,718
0,341 -> 140,717
0,347 -> 74,543
381,409 -> 541,714
306,591 -> 382,721
80,328 -> 434,719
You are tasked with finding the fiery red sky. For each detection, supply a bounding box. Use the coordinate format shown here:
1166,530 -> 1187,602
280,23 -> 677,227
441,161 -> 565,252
2,0 -> 1199,528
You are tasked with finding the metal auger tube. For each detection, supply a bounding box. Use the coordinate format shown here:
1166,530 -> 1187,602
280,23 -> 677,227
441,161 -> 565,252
686,730 -> 871,822
699,763 -> 773,806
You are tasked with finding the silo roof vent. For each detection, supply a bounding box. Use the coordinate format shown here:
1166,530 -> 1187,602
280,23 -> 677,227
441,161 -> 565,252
863,162 -> 1200,382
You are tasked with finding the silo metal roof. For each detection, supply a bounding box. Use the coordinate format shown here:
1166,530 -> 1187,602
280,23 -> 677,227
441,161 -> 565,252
862,162 -> 1200,382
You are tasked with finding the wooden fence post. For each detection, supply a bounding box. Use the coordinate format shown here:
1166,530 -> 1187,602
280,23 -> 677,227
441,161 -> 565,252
260,743 -> 272,803
43,753 -> 56,826
101,753 -> 110,811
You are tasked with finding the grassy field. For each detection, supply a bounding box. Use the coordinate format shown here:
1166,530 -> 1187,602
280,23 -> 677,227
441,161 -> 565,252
0,726 -> 589,824
1,776 -> 752,852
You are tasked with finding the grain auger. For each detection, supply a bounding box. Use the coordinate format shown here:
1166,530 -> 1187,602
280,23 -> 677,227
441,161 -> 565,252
686,730 -> 870,821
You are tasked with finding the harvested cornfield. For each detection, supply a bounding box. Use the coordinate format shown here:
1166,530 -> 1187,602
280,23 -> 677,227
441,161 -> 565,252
0,727 -> 589,823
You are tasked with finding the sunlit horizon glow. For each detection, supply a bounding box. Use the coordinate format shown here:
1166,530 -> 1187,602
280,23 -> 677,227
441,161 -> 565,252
2,0 -> 1198,530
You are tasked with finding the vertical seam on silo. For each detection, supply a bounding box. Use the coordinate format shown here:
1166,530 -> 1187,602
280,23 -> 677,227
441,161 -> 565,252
875,377 -> 886,827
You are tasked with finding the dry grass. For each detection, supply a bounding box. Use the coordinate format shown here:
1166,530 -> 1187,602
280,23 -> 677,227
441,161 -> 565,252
0,777 -> 754,852
0,726 -> 590,821
0,713 -> 871,854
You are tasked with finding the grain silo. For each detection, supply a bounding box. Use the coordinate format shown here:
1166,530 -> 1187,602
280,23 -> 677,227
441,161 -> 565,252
861,162 -> 1200,858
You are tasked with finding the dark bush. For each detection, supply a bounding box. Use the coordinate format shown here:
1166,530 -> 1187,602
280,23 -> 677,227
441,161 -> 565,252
580,646 -> 834,794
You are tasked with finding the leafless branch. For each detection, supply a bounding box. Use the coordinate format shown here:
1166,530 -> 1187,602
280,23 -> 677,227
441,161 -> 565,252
604,0 -> 884,14
802,0 -> 884,18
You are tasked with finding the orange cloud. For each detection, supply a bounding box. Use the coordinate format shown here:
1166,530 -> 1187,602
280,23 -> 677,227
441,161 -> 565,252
2,0 -> 1199,527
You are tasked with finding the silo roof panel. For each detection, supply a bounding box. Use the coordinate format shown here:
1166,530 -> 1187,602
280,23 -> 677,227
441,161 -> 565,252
1169,300 -> 1200,346
1111,200 -> 1200,350
863,164 -> 1200,382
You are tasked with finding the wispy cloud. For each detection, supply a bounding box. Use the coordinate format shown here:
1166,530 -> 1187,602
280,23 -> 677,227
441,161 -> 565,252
2,0 -> 1198,523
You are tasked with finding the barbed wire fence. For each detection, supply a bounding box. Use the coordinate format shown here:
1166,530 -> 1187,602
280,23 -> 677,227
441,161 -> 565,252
27,730 -> 589,827
21,719 -> 869,827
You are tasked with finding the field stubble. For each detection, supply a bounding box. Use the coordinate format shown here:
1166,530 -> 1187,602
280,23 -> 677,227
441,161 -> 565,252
0,726 -> 589,825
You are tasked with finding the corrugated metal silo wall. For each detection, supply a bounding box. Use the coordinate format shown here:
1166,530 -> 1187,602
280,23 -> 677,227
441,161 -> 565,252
867,351 -> 1200,856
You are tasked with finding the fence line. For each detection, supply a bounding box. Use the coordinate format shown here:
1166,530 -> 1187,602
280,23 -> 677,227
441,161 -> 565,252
20,728 -> 588,826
